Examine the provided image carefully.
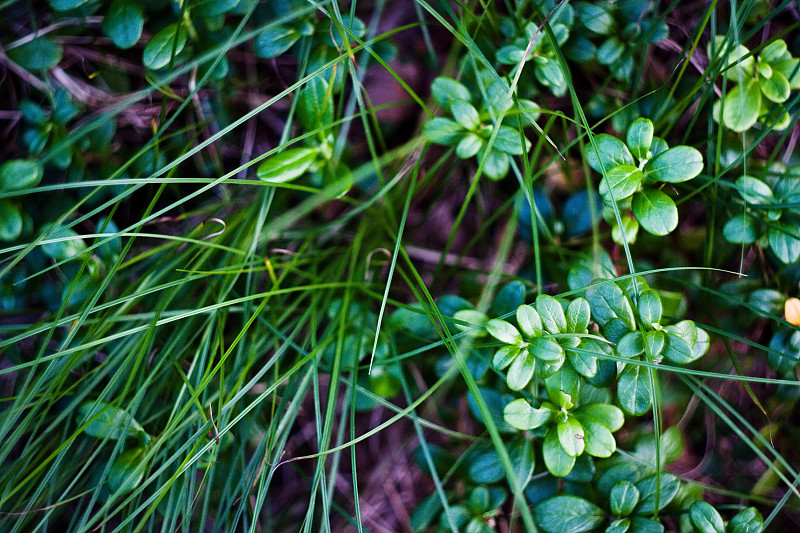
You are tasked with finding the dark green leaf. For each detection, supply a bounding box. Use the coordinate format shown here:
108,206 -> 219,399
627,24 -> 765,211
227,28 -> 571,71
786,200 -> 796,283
78,401 -> 146,441
192,0 -> 239,17
735,175 -> 773,204
729,507 -> 764,533
143,24 -> 188,70
587,134 -> 634,174
637,289 -> 662,325
503,398 -> 552,430
599,165 -> 643,202
586,281 -> 634,328
468,448 -> 504,484
297,75 -> 333,133
635,473 -> 680,514
578,4 -> 614,34
568,340 -> 598,378
257,147 -> 317,183
103,0 -> 144,49
644,146 -> 703,183
534,495 -> 604,533
768,222 -> 800,263
629,517 -> 664,533
617,364 -> 652,415
431,77 -> 471,109
657,333 -> 692,363
0,201 -> 23,242
108,447 -> 146,494
632,189 -> 678,236
423,117 -> 463,145
598,36 -> 625,65
8,37 -> 62,71
610,480 -> 640,517
0,159 -> 42,191
254,26 -> 299,58
723,214 -> 757,244
41,225 -> 86,261
689,501 -> 725,533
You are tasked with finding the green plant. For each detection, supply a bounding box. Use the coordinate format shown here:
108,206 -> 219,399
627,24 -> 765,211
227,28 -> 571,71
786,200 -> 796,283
709,36 -> 800,132
587,117 -> 704,243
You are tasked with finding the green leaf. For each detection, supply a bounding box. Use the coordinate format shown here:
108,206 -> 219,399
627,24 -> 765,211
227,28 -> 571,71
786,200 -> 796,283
530,338 -> 565,367
536,294 -> 567,334
587,134 -> 634,174
723,214 -> 757,244
450,99 -> 480,130
635,473 -> 680,514
617,364 -> 652,415
143,24 -> 188,70
581,403 -> 624,431
649,136 -> 669,158
586,281 -> 635,329
722,78 -> 761,132
578,4 -> 614,35
773,58 -> 800,89
542,429 -> 577,477
636,289 -> 662,325
729,507 -> 764,533
297,75 -> 333,133
192,0 -> 239,17
626,118 -> 654,160
632,189 -> 678,236
544,363 -> 580,400
78,401 -> 147,441
612,215 -> 639,245
659,333 -> 695,364
759,70 -> 790,103
534,495 -> 604,533
576,414 -> 616,458
108,447 -> 147,494
507,349 -> 536,390
257,147 -> 317,183
254,26 -> 299,58
497,45 -> 527,65
536,59 -> 566,95
606,519 -> 631,533
8,37 -> 62,71
643,331 -> 666,360
566,298 -> 591,333
761,39 -> 790,63
629,517 -> 664,533
41,225 -> 86,261
486,319 -> 522,345
735,175 -> 773,204
768,222 -> 800,263
618,331 -> 644,358
0,159 -> 42,191
103,0 -> 144,49
689,501 -> 725,533
503,398 -> 552,430
609,480 -> 640,517
557,415 -> 585,457
491,125 -> 529,155
468,449 -> 504,484
644,146 -> 703,184
0,201 -> 23,242
456,133 -> 483,158
423,117 -> 463,145
517,304 -> 543,338
568,340 -> 598,378
492,345 -> 520,370
431,77 -> 472,109
482,149 -> 510,180
599,165 -> 643,202
48,0 -> 89,9
597,36 -> 625,65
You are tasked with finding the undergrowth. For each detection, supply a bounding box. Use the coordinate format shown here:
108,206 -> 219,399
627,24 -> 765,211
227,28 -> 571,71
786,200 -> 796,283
1,0 -> 800,531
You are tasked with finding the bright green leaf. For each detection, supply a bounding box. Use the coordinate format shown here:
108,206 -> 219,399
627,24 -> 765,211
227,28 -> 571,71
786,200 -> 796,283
566,298 -> 591,333
723,214 -> 757,244
450,99 -> 480,130
0,159 -> 42,191
456,133 -> 483,158
768,222 -> 800,263
108,447 -> 147,494
557,416 -> 585,457
536,294 -> 567,334
637,289 -> 662,325
542,429 -> 577,477
506,349 -> 536,390
609,480 -> 640,517
644,146 -> 703,183
492,345 -> 520,370
78,401 -> 146,441
581,403 -> 624,432
503,398 -> 552,430
586,134 -> 634,174
689,501 -> 725,533
534,495 -> 604,533
257,147 -> 317,183
577,414 -> 616,458
423,117 -> 463,145
143,24 -> 188,70
297,75 -> 333,133
599,165 -> 643,202
0,201 -> 23,242
486,319 -> 522,345
431,77 -> 472,109
632,189 -> 678,236
722,78 -> 761,132
626,118 -> 654,160
617,364 -> 652,415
